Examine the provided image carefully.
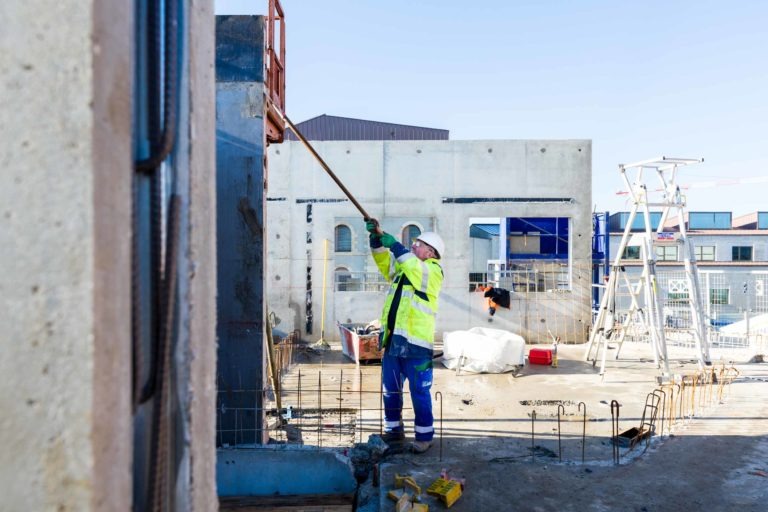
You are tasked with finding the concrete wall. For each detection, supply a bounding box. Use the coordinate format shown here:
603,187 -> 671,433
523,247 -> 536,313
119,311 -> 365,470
187,1 -> 218,509
0,1 -> 131,509
266,139 -> 593,343
0,1 -> 218,509
215,15 -> 268,446
217,447 -> 357,497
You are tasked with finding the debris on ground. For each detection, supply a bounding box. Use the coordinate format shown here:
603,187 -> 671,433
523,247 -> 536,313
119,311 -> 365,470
427,477 -> 462,507
439,469 -> 466,490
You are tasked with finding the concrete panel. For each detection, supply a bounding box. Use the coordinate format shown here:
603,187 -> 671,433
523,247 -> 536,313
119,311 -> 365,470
266,140 -> 593,342
0,0 -> 131,509
216,16 -> 265,83
215,18 -> 267,446
91,0 -> 133,509
217,447 -> 357,497
187,0 -> 218,509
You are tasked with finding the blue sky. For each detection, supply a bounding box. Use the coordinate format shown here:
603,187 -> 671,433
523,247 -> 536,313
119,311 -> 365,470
216,0 -> 768,215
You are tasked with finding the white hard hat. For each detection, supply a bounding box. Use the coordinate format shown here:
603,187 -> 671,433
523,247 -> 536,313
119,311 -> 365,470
416,232 -> 445,259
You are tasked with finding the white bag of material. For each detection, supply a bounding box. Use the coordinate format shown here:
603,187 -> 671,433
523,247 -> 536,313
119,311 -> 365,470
441,327 -> 526,373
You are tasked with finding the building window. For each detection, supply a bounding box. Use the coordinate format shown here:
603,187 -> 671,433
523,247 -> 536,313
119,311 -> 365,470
507,217 -> 569,260
710,288 -> 730,305
335,267 -> 352,291
401,224 -> 421,246
335,225 -> 352,252
622,246 -> 641,260
667,279 -> 689,302
694,245 -> 715,261
655,245 -> 678,261
732,246 -> 753,261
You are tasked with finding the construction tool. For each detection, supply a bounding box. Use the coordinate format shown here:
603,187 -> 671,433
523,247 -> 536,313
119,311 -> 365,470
426,477 -> 462,508
273,108 -> 382,232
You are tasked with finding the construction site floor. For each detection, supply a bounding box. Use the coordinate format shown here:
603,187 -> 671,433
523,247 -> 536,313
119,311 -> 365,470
279,342 -> 768,511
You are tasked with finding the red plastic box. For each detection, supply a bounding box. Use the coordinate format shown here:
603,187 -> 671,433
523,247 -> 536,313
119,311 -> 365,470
529,348 -> 553,365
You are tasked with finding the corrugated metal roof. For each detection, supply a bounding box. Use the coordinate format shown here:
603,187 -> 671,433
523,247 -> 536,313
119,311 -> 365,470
470,224 -> 500,239
476,224 -> 500,236
285,114 -> 449,141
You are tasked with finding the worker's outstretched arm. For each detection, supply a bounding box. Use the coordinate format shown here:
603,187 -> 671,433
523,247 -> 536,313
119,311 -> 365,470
378,232 -> 443,298
369,225 -> 397,283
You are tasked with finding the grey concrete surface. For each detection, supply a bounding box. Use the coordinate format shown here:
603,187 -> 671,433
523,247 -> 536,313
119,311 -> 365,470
1,0 -> 133,509
363,343 -> 768,511
265,139 -> 593,344
279,342 -> 768,511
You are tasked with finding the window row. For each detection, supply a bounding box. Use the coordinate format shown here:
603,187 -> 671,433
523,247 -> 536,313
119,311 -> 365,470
334,223 -> 422,252
620,245 -> 753,262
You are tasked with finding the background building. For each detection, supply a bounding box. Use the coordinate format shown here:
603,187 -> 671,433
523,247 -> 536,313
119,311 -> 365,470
605,210 -> 768,344
267,119 -> 593,343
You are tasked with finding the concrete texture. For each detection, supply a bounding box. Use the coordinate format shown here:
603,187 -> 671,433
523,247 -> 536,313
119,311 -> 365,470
273,342 -> 768,511
188,1 -> 219,510
0,1 -> 132,510
215,15 -> 268,446
0,1 -> 218,509
217,446 -> 358,497
266,139 -> 593,343
370,345 -> 768,511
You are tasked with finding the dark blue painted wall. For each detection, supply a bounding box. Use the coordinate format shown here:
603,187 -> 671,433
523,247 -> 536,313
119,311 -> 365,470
215,15 -> 266,446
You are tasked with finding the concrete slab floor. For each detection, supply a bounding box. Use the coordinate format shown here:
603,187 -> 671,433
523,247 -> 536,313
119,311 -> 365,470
275,342 -> 768,511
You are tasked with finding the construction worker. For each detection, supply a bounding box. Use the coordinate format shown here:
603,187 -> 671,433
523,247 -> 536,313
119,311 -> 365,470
366,219 -> 444,454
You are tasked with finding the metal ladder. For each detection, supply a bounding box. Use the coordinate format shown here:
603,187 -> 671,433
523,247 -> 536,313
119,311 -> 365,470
585,157 -> 712,377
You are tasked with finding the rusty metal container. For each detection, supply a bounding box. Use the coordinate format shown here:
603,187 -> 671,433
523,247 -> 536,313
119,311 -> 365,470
337,322 -> 383,363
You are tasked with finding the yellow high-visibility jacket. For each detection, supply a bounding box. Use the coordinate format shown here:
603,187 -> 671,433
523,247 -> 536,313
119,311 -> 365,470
372,246 -> 443,350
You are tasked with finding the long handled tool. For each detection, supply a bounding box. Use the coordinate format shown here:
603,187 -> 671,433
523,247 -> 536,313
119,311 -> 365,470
274,109 -> 380,230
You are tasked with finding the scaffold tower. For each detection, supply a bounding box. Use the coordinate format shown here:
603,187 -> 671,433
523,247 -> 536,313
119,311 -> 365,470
585,157 -> 712,378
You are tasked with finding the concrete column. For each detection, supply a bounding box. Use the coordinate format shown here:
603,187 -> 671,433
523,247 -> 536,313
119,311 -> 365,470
0,0 -> 132,510
215,15 -> 268,445
188,0 -> 219,509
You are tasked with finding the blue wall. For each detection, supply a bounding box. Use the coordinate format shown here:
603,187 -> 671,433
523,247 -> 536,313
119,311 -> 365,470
215,15 -> 266,446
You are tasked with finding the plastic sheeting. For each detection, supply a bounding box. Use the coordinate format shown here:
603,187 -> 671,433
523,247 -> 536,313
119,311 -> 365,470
441,327 -> 526,373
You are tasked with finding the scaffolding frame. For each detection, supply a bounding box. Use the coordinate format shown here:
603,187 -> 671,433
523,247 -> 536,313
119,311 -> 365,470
585,157 -> 712,377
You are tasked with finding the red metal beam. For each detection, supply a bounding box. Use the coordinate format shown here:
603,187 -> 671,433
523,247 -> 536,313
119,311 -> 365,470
265,0 -> 286,144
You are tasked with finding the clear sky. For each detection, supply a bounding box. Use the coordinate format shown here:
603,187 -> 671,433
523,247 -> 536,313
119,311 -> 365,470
216,0 -> 768,216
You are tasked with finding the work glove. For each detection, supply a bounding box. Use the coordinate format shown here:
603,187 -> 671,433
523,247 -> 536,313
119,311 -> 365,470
365,218 -> 380,234
379,232 -> 397,248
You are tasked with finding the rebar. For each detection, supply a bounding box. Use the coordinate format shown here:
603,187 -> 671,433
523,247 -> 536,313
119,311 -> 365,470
654,388 -> 666,437
435,391 -> 443,461
531,410 -> 537,463
298,370 -> 302,433
359,369 -> 363,443
578,401 -> 587,464
611,400 -> 620,465
557,404 -> 565,462
338,369 -> 343,443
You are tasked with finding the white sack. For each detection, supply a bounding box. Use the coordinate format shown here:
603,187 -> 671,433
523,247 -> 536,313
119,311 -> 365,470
441,327 -> 526,373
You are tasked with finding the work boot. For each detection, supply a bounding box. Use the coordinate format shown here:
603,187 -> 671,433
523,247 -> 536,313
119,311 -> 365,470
410,440 -> 433,454
381,430 -> 405,444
